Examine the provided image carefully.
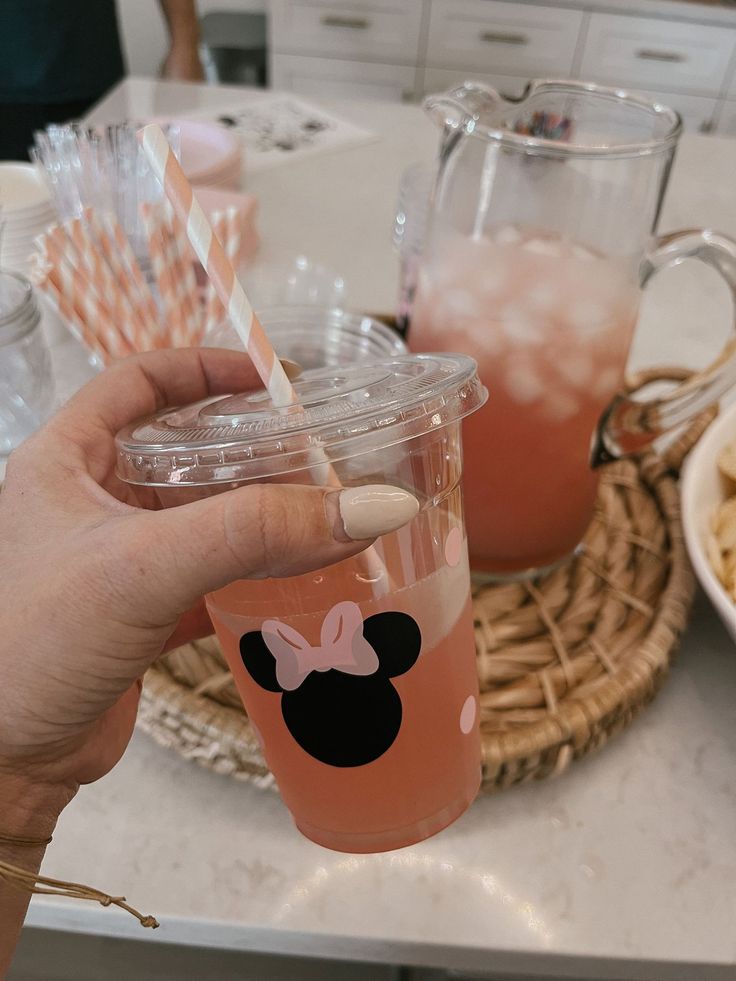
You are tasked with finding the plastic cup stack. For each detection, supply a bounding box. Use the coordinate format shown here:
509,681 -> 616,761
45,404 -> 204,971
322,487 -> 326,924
0,163 -> 56,276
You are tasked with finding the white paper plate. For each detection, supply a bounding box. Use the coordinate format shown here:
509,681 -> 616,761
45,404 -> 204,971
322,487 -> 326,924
178,120 -> 241,184
0,163 -> 52,211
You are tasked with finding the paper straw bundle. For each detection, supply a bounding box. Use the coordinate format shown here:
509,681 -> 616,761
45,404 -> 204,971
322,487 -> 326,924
32,122 -> 179,265
31,204 -> 246,367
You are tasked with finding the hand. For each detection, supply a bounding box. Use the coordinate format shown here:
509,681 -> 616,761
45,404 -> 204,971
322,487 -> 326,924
0,348 -> 416,807
160,41 -> 205,82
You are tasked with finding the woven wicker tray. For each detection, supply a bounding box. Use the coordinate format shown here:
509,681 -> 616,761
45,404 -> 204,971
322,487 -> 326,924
137,372 -> 714,793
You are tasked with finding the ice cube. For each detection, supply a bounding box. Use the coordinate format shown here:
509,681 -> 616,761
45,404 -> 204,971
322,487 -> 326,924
543,391 -> 578,422
494,225 -> 522,246
500,304 -> 543,345
445,287 -> 482,319
572,243 -> 596,261
481,263 -> 508,296
524,237 -> 564,258
505,357 -> 544,404
568,299 -> 610,334
525,280 -> 560,314
558,353 -> 593,389
476,325 -> 505,357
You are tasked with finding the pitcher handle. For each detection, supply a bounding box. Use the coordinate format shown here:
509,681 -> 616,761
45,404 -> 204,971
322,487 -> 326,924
591,229 -> 736,467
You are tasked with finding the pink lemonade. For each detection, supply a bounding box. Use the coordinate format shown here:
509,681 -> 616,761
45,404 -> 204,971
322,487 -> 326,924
410,229 -> 639,574
116,352 -> 486,852
206,505 -> 481,854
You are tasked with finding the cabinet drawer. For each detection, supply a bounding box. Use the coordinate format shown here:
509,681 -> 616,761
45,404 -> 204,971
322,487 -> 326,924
580,14 -> 735,96
270,53 -> 417,102
422,67 -> 532,101
270,0 -> 423,65
426,0 -> 583,77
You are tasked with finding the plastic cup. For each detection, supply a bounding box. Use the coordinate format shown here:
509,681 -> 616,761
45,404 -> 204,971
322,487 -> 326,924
116,354 -> 486,853
205,306 -> 407,369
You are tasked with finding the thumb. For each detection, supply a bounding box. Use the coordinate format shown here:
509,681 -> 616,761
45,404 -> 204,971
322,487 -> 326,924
120,483 -> 419,619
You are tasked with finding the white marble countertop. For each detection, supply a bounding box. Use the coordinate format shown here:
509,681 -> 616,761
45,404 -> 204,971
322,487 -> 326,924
24,79 -> 736,979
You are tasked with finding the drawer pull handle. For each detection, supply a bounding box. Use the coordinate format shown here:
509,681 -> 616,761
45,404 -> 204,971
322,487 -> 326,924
479,30 -> 529,46
321,15 -> 370,29
636,48 -> 686,63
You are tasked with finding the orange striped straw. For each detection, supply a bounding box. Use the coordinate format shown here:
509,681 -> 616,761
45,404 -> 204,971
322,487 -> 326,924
32,264 -> 111,366
139,123 -> 390,591
88,210 -> 161,344
41,230 -> 136,361
141,202 -> 189,348
203,210 -> 235,337
62,221 -> 146,352
139,124 -> 294,407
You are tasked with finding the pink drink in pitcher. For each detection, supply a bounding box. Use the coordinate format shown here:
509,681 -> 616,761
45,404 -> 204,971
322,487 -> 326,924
411,229 -> 639,575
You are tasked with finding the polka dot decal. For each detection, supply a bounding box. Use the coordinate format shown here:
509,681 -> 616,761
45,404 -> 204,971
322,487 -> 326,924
460,695 -> 477,735
444,527 -> 463,568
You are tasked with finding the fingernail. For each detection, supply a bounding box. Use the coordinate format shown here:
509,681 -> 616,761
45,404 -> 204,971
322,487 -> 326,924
280,358 -> 303,381
335,484 -> 419,542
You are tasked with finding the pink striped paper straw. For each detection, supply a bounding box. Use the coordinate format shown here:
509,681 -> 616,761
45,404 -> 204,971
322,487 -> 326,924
139,124 -> 294,407
32,262 -> 111,366
203,210 -> 235,336
42,229 -> 136,360
141,202 -> 188,349
65,218 -> 144,351
88,210 -> 161,344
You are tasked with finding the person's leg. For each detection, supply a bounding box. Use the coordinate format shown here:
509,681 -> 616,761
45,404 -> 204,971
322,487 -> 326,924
0,98 -> 96,160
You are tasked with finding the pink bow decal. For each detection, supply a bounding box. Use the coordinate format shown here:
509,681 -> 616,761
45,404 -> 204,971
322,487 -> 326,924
262,601 -> 379,692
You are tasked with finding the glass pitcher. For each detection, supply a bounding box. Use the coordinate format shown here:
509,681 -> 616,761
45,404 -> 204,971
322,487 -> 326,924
409,79 -> 736,580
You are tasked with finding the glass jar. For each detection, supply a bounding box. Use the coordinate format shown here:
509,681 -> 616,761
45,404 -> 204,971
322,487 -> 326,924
0,271 -> 54,456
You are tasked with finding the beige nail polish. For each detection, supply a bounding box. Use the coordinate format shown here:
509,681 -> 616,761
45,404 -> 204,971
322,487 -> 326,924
338,484 -> 419,541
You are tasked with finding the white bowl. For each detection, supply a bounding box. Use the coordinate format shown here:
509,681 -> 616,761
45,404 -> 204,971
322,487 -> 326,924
681,399 -> 736,643
0,163 -> 52,211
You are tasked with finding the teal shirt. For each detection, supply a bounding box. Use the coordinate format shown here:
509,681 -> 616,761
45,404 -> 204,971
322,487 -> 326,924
0,0 -> 125,104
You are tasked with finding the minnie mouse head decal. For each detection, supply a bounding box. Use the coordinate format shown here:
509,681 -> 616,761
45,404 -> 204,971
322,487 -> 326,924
240,601 -> 421,768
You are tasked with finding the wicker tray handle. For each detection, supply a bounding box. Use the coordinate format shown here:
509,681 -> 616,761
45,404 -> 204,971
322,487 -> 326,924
623,366 -> 719,472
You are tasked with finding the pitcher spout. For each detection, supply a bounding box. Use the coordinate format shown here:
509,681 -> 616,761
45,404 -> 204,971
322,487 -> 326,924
423,81 -> 503,135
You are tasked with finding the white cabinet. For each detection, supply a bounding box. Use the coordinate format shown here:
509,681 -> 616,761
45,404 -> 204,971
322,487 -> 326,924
271,53 -> 417,101
266,0 -> 736,131
580,13 -> 735,96
269,0 -> 423,64
426,0 -> 583,77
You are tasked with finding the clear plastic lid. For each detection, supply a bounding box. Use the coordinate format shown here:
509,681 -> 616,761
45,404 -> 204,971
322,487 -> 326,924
116,354 -> 485,486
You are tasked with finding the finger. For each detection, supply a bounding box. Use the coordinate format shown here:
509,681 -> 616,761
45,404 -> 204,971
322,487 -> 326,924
47,346 -> 261,445
31,347 -> 261,481
111,483 -> 419,622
